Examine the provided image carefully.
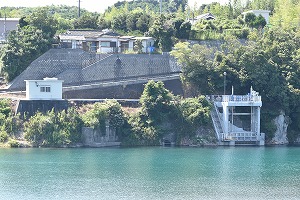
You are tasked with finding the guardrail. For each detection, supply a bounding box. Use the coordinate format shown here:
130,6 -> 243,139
222,132 -> 257,141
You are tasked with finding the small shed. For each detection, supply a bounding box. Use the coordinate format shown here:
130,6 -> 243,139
25,77 -> 64,100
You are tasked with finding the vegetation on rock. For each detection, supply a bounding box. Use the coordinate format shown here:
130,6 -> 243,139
171,27 -> 300,141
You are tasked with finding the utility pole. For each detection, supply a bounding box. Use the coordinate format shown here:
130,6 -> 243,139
3,11 -> 6,41
223,72 -> 227,95
78,0 -> 81,18
159,0 -> 162,14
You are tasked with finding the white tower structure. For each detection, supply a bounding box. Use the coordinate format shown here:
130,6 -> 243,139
209,87 -> 264,146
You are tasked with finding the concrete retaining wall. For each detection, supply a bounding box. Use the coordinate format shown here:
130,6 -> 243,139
63,79 -> 183,99
16,100 -> 69,117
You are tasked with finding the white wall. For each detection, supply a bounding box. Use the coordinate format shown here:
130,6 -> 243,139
98,37 -> 119,53
128,41 -> 134,52
142,39 -> 155,53
252,10 -> 270,24
129,38 -> 155,53
25,78 -> 64,100
0,18 -> 19,40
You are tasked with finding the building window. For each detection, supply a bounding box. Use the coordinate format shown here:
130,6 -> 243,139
40,86 -> 51,92
100,41 -> 110,47
110,42 -> 116,47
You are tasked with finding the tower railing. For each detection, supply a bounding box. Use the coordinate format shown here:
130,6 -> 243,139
207,95 -> 261,103
222,95 -> 261,102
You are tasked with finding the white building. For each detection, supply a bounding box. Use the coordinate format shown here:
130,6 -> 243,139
0,18 -> 19,41
59,30 -> 155,54
209,87 -> 264,146
242,10 -> 271,24
25,78 -> 64,100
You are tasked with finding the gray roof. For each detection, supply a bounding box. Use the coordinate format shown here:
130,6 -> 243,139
8,49 -> 181,90
59,35 -> 86,41
196,13 -> 215,20
59,29 -> 120,40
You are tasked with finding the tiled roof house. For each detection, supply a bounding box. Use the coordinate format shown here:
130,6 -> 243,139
58,29 -> 155,54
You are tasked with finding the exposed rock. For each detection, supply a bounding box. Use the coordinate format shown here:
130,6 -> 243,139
179,126 -> 217,146
81,123 -> 120,147
271,113 -> 289,145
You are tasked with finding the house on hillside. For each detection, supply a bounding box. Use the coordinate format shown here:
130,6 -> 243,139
189,13 -> 215,25
242,10 -> 271,24
58,29 -> 155,54
0,18 -> 20,42
59,29 -> 120,53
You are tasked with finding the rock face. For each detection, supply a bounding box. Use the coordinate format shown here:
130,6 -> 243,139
179,126 -> 217,146
271,113 -> 289,144
81,124 -> 120,147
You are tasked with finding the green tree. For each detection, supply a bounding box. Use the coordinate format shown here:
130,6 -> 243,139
24,108 -> 83,146
171,28 -> 300,141
148,15 -> 174,51
271,0 -> 300,29
126,80 -> 176,145
173,18 -> 191,39
171,42 -> 218,94
0,8 -> 58,82
245,13 -> 266,28
74,13 -> 99,29
136,13 -> 152,33
111,12 -> 128,32
82,100 -> 125,135
0,99 -> 21,142
177,96 -> 212,135
25,7 -> 58,38
0,26 -> 53,81
140,80 -> 174,123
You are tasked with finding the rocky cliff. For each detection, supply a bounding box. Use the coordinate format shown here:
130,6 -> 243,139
270,113 -> 289,145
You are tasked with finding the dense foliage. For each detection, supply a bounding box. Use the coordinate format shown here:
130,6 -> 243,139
0,8 -> 58,81
124,81 -> 212,145
0,99 -> 21,143
171,27 -> 300,141
0,82 -> 212,147
24,108 -> 82,147
82,100 -> 125,135
1,0 -> 300,144
0,6 -> 98,82
2,0 -> 296,81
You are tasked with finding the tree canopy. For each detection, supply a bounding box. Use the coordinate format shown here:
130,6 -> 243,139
171,27 -> 300,140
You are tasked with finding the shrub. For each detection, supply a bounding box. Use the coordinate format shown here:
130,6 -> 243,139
8,139 -> 20,148
82,100 -> 125,136
24,108 -> 83,146
0,131 -> 8,142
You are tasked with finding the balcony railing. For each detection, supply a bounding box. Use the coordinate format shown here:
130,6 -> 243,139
207,95 -> 261,103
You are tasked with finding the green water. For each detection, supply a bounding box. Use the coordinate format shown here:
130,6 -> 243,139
0,147 -> 299,200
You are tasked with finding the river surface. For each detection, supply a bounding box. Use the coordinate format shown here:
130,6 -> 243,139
0,147 -> 299,200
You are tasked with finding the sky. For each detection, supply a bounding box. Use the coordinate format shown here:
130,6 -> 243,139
0,0 -> 228,13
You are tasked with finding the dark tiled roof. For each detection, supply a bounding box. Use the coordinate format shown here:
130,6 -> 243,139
8,49 -> 181,90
